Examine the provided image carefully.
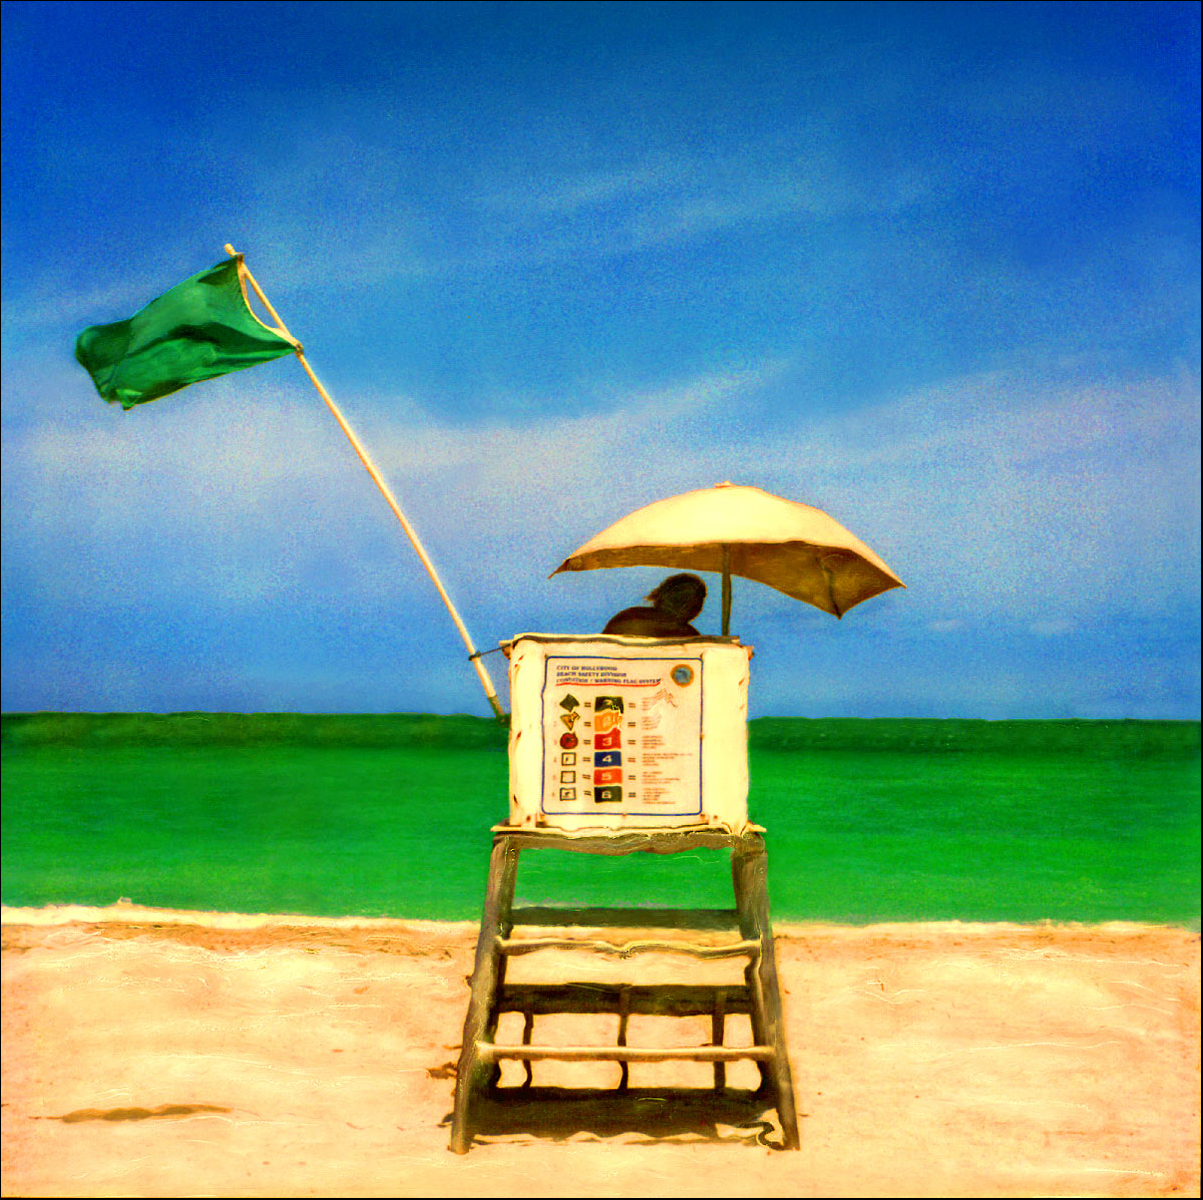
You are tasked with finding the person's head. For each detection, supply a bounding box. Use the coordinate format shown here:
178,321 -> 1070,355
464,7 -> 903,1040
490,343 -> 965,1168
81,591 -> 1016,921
646,573 -> 706,622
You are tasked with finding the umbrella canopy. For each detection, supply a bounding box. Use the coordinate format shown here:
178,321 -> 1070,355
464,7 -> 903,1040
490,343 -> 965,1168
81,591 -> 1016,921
551,482 -> 904,632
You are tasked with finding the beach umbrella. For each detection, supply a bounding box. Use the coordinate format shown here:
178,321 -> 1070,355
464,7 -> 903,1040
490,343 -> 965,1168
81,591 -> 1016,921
551,482 -> 904,634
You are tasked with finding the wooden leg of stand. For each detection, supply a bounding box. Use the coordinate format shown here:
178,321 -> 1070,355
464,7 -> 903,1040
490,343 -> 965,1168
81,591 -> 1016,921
732,847 -> 770,1091
712,988 -> 727,1091
732,838 -> 801,1151
449,835 -> 520,1153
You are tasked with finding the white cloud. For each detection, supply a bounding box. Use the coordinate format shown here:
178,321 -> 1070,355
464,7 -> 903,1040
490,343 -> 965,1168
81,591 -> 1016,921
702,366 -> 1201,621
492,161 -> 677,218
343,360 -> 1202,640
4,274 -> 173,340
463,145 -> 916,267
4,354 -> 1198,659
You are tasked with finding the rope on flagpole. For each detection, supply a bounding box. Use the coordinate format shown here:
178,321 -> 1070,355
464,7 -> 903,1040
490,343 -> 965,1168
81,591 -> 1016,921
223,244 -> 508,723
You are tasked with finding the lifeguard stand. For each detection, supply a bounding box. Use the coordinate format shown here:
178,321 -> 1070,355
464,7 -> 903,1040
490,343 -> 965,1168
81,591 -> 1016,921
449,635 -> 800,1153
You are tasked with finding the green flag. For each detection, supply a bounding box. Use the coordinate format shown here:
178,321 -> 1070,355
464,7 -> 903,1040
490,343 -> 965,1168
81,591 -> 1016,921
75,255 -> 299,410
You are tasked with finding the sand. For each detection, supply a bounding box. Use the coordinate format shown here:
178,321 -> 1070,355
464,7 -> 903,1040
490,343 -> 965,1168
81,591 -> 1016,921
1,904 -> 1198,1198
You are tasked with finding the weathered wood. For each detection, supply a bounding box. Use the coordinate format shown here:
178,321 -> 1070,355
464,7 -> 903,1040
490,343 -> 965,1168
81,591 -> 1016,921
451,827 -> 798,1153
497,935 -> 761,959
712,987 -> 727,1090
510,906 -> 740,931
498,983 -> 754,1017
481,1043 -> 774,1063
732,840 -> 801,1151
732,848 -> 769,1080
449,835 -> 521,1153
491,824 -> 765,856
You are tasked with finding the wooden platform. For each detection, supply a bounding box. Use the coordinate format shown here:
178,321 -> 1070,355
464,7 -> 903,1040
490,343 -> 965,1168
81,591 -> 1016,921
448,827 -> 800,1153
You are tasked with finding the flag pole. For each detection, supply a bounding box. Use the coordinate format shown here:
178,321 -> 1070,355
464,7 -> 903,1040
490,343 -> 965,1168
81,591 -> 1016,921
222,244 -> 507,723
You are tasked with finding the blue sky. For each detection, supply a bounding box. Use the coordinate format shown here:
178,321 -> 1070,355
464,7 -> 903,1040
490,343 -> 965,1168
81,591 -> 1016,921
1,1 -> 1198,719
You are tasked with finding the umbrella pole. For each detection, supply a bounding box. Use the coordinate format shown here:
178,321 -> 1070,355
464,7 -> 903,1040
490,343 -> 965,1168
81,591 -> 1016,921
721,545 -> 732,636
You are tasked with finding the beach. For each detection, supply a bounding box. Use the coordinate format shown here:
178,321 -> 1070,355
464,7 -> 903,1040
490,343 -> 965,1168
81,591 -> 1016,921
2,906 -> 1198,1198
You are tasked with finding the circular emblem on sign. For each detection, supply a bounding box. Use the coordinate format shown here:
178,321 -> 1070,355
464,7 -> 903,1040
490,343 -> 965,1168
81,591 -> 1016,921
559,732 -> 579,749
670,664 -> 695,687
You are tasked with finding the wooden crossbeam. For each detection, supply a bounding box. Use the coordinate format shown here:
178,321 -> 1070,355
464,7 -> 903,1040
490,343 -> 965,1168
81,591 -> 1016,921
509,907 -> 740,931
449,829 -> 800,1154
496,936 -> 761,959
480,1043 -> 774,1064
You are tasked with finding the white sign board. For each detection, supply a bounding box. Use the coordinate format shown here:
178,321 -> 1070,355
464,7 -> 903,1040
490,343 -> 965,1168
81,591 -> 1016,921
505,635 -> 752,833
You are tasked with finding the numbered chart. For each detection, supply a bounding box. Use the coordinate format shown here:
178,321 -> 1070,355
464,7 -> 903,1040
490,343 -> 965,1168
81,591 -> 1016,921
541,655 -> 703,818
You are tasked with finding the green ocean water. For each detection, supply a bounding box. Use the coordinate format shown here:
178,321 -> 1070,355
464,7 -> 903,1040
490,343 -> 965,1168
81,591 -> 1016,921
2,714 -> 1198,924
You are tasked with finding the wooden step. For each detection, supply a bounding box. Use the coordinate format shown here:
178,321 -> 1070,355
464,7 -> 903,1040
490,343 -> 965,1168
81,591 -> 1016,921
479,1043 -> 774,1064
496,936 -> 760,959
510,906 -> 741,931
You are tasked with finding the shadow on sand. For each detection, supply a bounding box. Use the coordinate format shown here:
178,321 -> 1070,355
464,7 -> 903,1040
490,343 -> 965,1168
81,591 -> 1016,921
442,1086 -> 791,1149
